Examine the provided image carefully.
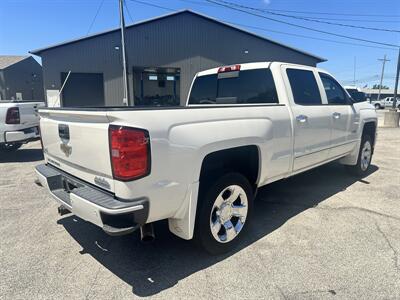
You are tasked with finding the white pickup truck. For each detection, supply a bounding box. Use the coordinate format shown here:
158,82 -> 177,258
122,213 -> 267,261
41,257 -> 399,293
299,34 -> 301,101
0,100 -> 44,151
36,62 -> 377,254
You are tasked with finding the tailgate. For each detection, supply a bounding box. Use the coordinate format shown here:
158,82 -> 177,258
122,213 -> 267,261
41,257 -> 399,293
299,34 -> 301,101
39,109 -> 115,192
19,102 -> 43,127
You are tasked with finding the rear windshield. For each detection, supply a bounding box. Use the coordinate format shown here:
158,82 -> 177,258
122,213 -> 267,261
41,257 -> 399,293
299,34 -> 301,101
188,69 -> 278,105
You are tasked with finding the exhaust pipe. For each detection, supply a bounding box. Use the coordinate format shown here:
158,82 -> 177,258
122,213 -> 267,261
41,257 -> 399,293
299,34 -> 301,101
58,205 -> 71,216
140,223 -> 155,243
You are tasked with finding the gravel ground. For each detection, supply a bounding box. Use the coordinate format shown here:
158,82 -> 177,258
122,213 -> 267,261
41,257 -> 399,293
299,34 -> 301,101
1,126 -> 399,299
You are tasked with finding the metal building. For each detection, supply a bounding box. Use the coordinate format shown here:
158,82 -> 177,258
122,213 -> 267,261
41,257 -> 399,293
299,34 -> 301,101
31,10 -> 325,107
0,55 -> 44,101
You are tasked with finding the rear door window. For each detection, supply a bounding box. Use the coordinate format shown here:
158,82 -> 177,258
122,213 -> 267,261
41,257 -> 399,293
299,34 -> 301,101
188,69 -> 278,105
286,69 -> 322,105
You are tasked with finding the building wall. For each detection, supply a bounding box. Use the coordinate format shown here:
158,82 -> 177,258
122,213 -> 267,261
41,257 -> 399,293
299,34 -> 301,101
40,12 -> 321,106
2,57 -> 44,100
362,88 -> 395,101
0,70 -> 4,100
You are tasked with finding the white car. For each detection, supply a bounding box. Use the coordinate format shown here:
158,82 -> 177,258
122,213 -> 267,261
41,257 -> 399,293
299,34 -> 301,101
36,62 -> 377,254
382,97 -> 400,109
0,100 -> 44,151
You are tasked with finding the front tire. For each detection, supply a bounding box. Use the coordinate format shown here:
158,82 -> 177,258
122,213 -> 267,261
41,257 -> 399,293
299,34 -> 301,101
194,173 -> 254,255
374,103 -> 381,110
346,135 -> 373,176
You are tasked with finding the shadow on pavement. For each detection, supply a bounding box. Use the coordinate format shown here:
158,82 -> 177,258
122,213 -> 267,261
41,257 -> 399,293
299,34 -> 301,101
57,162 -> 378,297
0,148 -> 44,163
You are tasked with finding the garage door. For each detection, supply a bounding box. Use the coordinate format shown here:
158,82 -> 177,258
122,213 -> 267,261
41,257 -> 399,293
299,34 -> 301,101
61,72 -> 105,107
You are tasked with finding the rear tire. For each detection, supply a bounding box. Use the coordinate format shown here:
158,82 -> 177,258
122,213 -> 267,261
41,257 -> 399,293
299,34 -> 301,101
194,173 -> 254,255
0,143 -> 22,152
346,135 -> 373,177
374,103 -> 381,110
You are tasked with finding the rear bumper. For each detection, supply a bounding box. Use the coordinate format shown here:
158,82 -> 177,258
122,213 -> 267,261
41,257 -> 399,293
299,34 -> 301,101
35,164 -> 149,236
2,126 -> 40,143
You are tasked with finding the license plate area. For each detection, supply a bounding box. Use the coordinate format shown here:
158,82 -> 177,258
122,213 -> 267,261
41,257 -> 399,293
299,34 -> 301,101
61,176 -> 82,193
70,193 -> 103,227
59,175 -> 103,226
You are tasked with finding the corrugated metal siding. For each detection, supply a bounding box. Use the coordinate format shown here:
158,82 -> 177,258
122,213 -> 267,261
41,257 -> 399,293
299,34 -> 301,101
0,71 -> 4,100
1,57 -> 44,100
40,12 -> 320,106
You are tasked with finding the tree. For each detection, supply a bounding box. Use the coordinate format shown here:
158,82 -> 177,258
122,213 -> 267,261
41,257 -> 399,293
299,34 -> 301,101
372,84 -> 389,89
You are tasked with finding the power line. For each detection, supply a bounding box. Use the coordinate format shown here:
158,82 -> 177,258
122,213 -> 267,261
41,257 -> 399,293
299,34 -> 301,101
86,0 -> 105,35
227,22 -> 398,51
207,0 -> 400,48
129,0 -> 398,51
124,0 -> 135,23
245,5 -> 400,18
179,0 -> 400,23
292,16 -> 400,23
332,62 -> 382,75
130,0 -> 174,11
209,0 -> 400,33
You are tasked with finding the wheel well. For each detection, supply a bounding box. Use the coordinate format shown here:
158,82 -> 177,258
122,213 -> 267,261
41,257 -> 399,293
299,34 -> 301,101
199,145 -> 260,190
363,122 -> 376,148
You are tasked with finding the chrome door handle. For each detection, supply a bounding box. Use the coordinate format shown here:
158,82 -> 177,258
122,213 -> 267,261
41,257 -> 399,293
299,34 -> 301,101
332,112 -> 341,119
296,115 -> 308,123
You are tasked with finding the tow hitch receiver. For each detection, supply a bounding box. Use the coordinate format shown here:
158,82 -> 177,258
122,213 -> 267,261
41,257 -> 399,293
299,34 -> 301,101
58,205 -> 71,216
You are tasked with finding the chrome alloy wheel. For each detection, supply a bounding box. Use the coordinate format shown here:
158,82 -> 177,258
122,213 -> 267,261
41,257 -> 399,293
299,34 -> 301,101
360,140 -> 372,171
209,185 -> 248,243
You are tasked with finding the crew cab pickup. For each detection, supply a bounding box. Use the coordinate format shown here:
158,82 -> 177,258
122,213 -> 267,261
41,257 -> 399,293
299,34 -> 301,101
0,100 -> 44,151
36,62 -> 377,254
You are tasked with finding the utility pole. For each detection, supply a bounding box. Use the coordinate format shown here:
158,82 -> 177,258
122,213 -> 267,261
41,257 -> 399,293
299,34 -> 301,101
377,55 -> 390,103
119,0 -> 129,106
392,48 -> 400,109
353,56 -> 356,86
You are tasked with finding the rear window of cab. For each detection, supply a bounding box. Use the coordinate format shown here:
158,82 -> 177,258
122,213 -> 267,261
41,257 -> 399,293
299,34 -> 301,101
188,69 -> 278,105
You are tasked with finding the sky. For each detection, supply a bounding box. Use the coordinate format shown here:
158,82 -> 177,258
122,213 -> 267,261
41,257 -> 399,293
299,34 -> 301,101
0,0 -> 399,88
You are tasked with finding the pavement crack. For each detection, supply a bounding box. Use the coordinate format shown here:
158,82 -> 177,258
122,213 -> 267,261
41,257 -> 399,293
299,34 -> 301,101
293,288 -> 341,296
85,265 -> 101,300
275,285 -> 288,300
375,222 -> 400,273
315,205 -> 400,222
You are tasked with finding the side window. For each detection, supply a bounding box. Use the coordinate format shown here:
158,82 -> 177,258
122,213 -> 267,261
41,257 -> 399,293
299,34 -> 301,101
286,69 -> 322,105
188,74 -> 217,104
319,73 -> 348,105
188,69 -> 278,105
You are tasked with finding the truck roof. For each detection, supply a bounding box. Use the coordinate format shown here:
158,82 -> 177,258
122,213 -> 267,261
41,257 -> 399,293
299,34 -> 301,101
196,61 -> 328,77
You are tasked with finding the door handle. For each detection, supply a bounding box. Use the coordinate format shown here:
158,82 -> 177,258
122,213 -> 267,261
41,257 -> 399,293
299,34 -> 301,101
296,115 -> 308,123
332,112 -> 341,119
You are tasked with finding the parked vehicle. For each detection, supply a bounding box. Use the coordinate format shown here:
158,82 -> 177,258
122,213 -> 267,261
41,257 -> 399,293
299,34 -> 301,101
382,97 -> 400,109
35,62 -> 377,254
344,86 -> 366,103
370,99 -> 385,109
0,100 -> 44,151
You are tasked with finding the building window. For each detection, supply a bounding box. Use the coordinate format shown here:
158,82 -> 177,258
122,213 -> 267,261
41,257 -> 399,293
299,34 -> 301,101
133,67 -> 180,106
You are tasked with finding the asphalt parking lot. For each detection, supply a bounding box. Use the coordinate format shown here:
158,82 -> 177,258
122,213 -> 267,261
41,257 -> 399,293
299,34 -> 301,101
1,126 -> 399,299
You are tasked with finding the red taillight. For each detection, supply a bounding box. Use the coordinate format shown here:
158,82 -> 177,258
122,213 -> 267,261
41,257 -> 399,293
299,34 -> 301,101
218,64 -> 241,73
109,125 -> 150,181
6,107 -> 20,124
